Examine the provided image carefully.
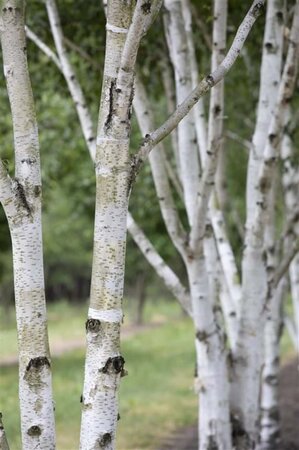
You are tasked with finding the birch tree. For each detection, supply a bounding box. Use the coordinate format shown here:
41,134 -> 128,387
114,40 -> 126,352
0,1 -> 55,449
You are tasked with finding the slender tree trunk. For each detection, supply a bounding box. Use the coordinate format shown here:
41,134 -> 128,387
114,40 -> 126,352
259,278 -> 286,450
80,1 -> 162,447
230,2 -> 284,447
187,255 -> 231,450
0,2 -> 55,448
79,2 -> 133,447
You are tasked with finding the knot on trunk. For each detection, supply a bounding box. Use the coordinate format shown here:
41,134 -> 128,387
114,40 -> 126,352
86,318 -> 101,333
26,356 -> 50,371
98,432 -> 112,447
27,425 -> 41,437
101,355 -> 126,376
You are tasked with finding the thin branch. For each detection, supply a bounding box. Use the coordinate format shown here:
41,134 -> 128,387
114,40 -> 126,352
45,0 -> 96,161
273,242 -> 299,289
133,0 -> 265,168
127,212 -> 192,316
119,0 -> 162,75
25,26 -> 61,69
225,130 -> 251,151
133,74 -> 188,257
164,158 -> 184,202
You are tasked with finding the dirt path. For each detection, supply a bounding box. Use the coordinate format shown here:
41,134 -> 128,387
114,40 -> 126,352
0,322 -> 162,367
159,358 -> 299,450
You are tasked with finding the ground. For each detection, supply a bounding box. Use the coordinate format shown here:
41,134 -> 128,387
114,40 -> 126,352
160,358 -> 299,450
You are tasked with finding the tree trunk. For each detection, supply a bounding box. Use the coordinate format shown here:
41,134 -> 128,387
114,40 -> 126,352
0,2 -> 55,448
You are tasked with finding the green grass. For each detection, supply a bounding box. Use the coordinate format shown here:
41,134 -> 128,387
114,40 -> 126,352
0,298 -> 183,361
0,298 -> 296,449
0,317 -> 196,450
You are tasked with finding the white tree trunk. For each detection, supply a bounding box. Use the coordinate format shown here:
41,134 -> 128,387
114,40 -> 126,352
230,2 -> 284,447
259,278 -> 286,450
80,1 -> 162,447
163,0 -> 200,227
187,256 -> 231,450
0,2 -> 55,449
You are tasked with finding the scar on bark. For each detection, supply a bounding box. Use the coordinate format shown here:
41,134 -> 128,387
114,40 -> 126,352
14,179 -> 32,216
26,356 -> 50,371
141,1 -> 151,14
207,435 -> 219,450
86,318 -> 101,333
127,153 -> 143,195
231,414 -> 252,448
104,79 -> 116,131
27,425 -> 41,437
101,356 -> 127,377
98,432 -> 112,447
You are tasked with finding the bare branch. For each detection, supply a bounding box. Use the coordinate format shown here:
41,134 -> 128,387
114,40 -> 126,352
225,130 -> 251,151
127,212 -> 192,316
133,74 -> 188,257
273,242 -> 299,288
133,0 -> 265,168
45,0 -> 96,160
119,0 -> 162,75
25,26 -> 61,69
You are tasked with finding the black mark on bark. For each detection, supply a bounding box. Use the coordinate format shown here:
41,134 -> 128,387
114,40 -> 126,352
141,1 -> 151,14
206,74 -> 214,86
251,2 -> 264,19
207,435 -> 219,450
86,318 -> 101,333
104,80 -> 116,131
26,356 -> 50,371
27,425 -> 42,437
101,356 -> 126,375
14,179 -> 32,216
99,432 -> 112,447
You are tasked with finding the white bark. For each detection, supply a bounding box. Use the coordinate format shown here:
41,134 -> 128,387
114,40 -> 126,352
80,0 -> 163,446
211,208 -> 241,317
246,0 -> 284,225
163,0 -> 200,227
45,0 -> 96,161
0,2 -> 55,449
80,2 -> 133,447
181,0 -> 207,165
187,257 -> 231,450
290,255 -> 299,352
135,0 -> 265,169
259,175 -> 283,450
259,278 -> 286,450
133,75 -> 188,257
230,2 -> 284,447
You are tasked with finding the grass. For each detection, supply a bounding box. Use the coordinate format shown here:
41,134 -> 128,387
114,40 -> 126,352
0,299 -> 197,449
0,298 -> 296,449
